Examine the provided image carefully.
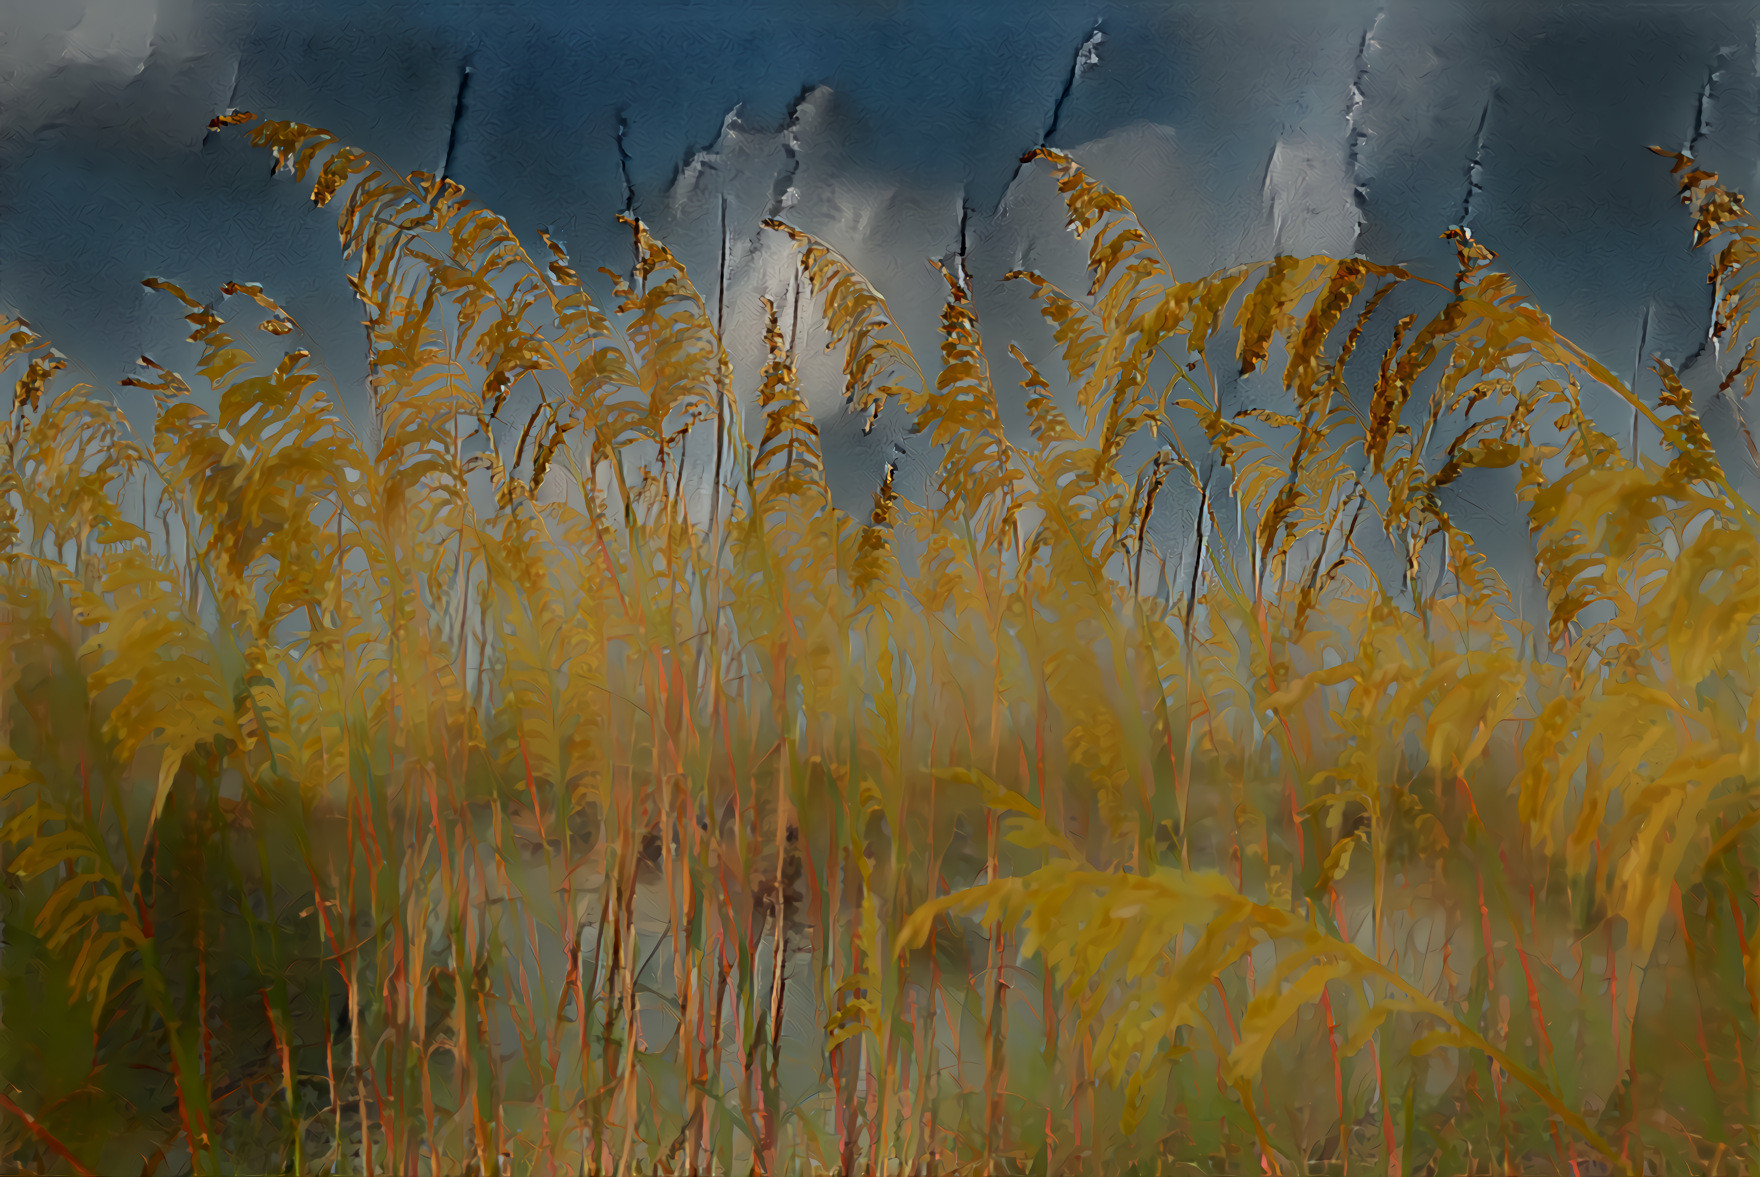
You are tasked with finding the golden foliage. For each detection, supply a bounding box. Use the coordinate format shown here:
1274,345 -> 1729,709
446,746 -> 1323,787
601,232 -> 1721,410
1,119 -> 1757,1177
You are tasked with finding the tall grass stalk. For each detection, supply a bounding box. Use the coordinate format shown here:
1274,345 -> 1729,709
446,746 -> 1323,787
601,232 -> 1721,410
2,121 -> 1760,1177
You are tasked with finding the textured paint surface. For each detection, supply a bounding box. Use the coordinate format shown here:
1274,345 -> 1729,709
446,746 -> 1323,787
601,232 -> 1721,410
7,7 -> 1760,1175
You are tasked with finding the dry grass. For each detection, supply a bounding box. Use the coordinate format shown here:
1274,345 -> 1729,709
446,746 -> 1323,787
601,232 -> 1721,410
1,119 -> 1759,1176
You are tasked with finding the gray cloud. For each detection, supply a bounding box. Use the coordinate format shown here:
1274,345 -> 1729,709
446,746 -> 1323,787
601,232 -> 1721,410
0,0 -> 1755,531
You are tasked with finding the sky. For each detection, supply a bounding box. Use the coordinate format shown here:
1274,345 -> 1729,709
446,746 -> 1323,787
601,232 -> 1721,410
2,0 -> 1758,595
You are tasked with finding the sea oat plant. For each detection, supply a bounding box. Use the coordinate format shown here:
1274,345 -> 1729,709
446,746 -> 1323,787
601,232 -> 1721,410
1,117 -> 1758,1177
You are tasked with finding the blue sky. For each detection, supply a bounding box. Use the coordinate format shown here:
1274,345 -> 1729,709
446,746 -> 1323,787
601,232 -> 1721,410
2,0 -> 1757,559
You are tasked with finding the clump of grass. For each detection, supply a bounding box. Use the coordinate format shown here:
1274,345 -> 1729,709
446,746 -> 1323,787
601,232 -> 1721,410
2,116 -> 1759,1177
